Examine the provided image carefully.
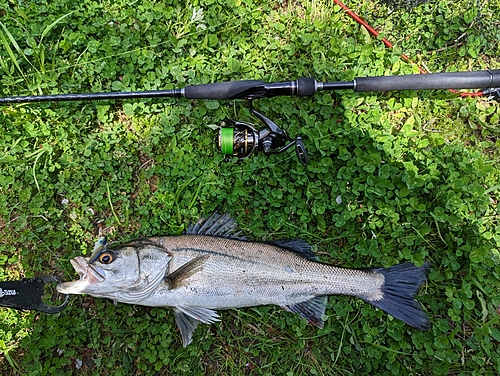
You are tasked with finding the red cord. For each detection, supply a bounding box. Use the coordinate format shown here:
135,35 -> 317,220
456,90 -> 484,97
333,0 -> 482,97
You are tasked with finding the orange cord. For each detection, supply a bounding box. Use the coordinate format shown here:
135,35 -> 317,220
333,0 -> 482,97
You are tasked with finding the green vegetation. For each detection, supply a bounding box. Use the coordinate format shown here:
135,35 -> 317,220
1,0 -> 499,374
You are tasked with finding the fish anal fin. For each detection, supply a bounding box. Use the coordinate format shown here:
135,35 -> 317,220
282,296 -> 327,328
270,239 -> 318,261
173,308 -> 200,347
164,255 -> 209,289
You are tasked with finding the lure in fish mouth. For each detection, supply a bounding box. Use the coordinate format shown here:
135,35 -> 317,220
57,212 -> 431,347
58,236 -> 110,294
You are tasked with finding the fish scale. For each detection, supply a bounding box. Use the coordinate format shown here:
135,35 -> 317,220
57,212 -> 430,347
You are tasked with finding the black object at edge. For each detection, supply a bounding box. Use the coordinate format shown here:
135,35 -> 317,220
0,275 -> 69,313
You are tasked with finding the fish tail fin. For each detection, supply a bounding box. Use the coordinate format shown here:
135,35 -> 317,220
365,262 -> 431,330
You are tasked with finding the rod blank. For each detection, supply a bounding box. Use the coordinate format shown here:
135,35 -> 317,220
0,89 -> 184,104
0,70 -> 498,104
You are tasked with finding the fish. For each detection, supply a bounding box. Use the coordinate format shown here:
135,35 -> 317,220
57,212 -> 430,346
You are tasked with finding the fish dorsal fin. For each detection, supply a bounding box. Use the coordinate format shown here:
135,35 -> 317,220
164,255 -> 209,289
282,296 -> 327,328
186,211 -> 247,240
173,308 -> 200,347
269,239 -> 318,261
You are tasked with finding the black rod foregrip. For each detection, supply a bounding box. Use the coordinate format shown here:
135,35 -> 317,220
184,78 -> 318,100
354,70 -> 500,92
184,80 -> 266,99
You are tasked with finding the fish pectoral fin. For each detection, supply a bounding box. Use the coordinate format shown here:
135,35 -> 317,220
173,308 -> 200,347
164,255 -> 209,289
176,305 -> 220,325
282,296 -> 327,328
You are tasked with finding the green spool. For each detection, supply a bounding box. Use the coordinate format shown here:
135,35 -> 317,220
219,128 -> 234,155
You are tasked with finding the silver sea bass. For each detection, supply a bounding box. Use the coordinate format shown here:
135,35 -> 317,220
57,212 -> 430,346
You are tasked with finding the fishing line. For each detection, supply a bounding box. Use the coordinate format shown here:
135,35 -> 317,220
26,228 -> 73,275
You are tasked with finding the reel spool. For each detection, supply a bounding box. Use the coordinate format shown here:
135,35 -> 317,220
218,121 -> 259,160
217,109 -> 308,166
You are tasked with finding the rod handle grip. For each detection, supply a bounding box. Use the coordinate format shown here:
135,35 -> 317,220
184,80 -> 266,99
184,78 -> 317,100
354,70 -> 500,92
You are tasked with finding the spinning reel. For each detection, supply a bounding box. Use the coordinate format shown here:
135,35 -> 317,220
217,104 -> 308,166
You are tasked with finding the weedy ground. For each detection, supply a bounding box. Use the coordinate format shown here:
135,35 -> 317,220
0,0 -> 499,375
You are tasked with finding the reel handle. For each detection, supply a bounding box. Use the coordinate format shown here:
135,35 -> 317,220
295,137 -> 308,166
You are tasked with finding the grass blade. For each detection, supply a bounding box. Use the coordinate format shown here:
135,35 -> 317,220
0,340 -> 21,374
39,11 -> 74,43
484,184 -> 500,195
38,11 -> 74,72
0,22 -> 25,78
106,181 -> 122,225
32,149 -> 45,192
0,55 -> 13,76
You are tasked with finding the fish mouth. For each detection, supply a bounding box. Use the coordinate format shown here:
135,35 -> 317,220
56,256 -> 106,294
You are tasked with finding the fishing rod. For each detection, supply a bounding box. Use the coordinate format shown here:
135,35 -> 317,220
1,69 -> 499,166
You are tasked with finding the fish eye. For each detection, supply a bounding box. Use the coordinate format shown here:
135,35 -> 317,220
98,251 -> 115,264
